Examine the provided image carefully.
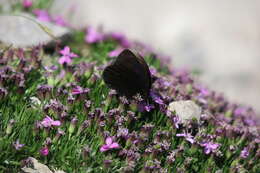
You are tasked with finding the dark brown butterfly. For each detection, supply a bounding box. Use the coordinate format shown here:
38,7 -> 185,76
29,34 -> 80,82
102,49 -> 151,99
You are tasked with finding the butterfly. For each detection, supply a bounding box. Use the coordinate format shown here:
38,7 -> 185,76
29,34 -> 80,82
102,49 -> 151,99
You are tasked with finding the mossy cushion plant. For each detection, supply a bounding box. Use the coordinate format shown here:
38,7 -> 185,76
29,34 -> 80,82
0,1 -> 260,173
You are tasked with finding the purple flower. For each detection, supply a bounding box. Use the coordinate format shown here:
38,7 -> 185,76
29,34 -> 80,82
100,137 -> 120,152
39,146 -> 49,156
166,151 -> 176,164
176,132 -> 195,144
44,99 -> 67,115
84,100 -> 92,112
22,0 -> 32,8
85,26 -> 104,43
13,140 -> 25,150
59,57 -> 72,65
120,149 -> 140,162
172,115 -> 180,129
41,116 -> 61,128
145,104 -> 154,112
132,93 -> 143,102
60,46 -> 77,62
115,115 -> 127,127
138,102 -> 154,112
119,96 -> 129,105
33,9 -> 51,22
58,46 -> 78,65
126,111 -> 137,121
36,84 -> 52,100
108,89 -> 117,97
201,142 -> 220,154
144,159 -> 162,171
149,67 -> 157,76
150,91 -> 164,105
78,120 -> 90,132
0,87 -> 8,99
44,65 -> 58,72
108,47 -> 123,57
197,85 -> 210,97
57,128 -> 65,136
109,32 -> 131,47
44,137 -> 52,146
71,86 -> 90,95
53,16 -> 68,27
240,147 -> 249,158
117,127 -> 129,139
142,123 -> 155,132
234,107 -> 246,117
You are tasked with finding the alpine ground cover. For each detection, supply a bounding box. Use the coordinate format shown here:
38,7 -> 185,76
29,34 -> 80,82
0,1 -> 259,172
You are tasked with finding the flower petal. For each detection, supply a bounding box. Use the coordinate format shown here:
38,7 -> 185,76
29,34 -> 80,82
109,142 -> 120,149
100,145 -> 109,152
60,46 -> 70,55
105,137 -> 113,145
69,52 -> 78,58
51,120 -> 61,126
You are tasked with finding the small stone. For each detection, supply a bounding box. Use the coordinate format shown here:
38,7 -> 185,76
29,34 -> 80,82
21,157 -> 52,173
21,157 -> 66,173
168,100 -> 201,123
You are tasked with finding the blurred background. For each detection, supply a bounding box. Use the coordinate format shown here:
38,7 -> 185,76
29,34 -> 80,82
2,0 -> 260,112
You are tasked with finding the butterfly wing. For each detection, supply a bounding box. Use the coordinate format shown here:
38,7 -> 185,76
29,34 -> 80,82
103,49 -> 151,99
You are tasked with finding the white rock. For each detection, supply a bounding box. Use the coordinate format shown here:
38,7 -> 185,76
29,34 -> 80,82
21,157 -> 53,173
168,100 -> 201,123
0,13 -> 70,47
21,157 -> 66,173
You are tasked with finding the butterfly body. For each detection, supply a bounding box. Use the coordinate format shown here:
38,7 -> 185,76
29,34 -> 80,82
102,49 -> 151,99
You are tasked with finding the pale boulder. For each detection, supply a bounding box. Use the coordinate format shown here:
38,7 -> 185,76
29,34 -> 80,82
168,100 -> 201,123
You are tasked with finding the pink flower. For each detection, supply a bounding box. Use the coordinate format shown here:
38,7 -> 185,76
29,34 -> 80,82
40,146 -> 49,156
176,132 -> 195,144
13,140 -> 25,150
60,46 -> 78,58
201,142 -> 220,154
41,116 -> 61,128
144,104 -> 154,112
58,46 -> 78,65
33,9 -> 51,22
149,67 -> 157,76
53,16 -> 68,27
58,56 -> 72,65
22,0 -> 32,8
85,26 -> 104,43
198,86 -> 210,97
71,86 -> 90,95
110,32 -> 131,48
137,102 -> 154,112
240,147 -> 249,158
100,137 -> 120,152
172,116 -> 180,129
234,107 -> 246,116
108,47 -> 123,57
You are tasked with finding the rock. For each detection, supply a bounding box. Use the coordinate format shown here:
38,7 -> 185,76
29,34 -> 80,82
168,100 -> 201,123
21,157 -> 65,173
0,13 -> 70,48
21,157 -> 52,173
